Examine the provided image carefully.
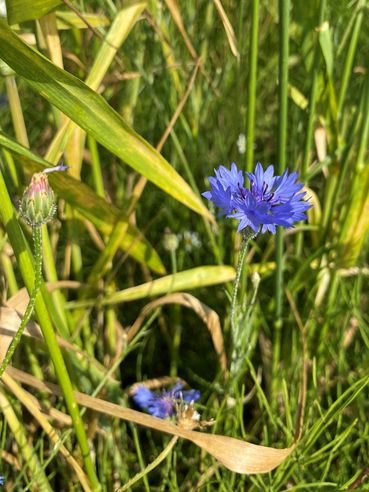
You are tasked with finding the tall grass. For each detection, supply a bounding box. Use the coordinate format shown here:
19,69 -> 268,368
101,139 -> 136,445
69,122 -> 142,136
0,0 -> 369,490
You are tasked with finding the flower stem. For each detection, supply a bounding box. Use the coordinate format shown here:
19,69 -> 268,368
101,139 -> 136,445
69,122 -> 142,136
230,228 -> 255,364
0,169 -> 101,490
0,226 -> 43,377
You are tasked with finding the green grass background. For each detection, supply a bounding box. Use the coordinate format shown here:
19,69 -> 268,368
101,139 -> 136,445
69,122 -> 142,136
1,0 -> 369,490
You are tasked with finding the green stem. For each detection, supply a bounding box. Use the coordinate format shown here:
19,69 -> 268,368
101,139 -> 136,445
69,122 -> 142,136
0,169 -> 100,491
296,0 -> 326,256
119,436 -> 178,492
275,0 -> 289,317
0,226 -> 42,377
230,228 -> 255,348
337,2 -> 364,119
246,0 -> 259,172
274,0 -> 290,388
302,0 -> 326,181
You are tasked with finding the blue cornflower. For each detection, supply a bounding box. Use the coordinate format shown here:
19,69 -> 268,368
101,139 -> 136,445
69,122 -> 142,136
0,476 -> 4,486
132,383 -> 201,419
202,163 -> 244,216
202,162 -> 311,234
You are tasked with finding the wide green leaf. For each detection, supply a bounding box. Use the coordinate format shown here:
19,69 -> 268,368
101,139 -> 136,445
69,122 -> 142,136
0,131 -> 165,274
0,19 -> 212,221
66,266 -> 236,308
5,0 -> 62,24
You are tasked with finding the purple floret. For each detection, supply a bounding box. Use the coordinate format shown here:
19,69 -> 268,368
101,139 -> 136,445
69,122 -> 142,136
203,162 -> 311,234
132,383 -> 201,419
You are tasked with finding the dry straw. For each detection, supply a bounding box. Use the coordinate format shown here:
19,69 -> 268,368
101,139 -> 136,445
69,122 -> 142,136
4,366 -> 294,475
0,285 -> 296,476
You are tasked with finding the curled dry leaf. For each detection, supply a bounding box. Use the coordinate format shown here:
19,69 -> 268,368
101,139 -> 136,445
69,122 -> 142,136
6,366 -> 295,475
127,292 -> 227,374
213,0 -> 239,59
0,286 -> 118,383
0,290 -> 85,364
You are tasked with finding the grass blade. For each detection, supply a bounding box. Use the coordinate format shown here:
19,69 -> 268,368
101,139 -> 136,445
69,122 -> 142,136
0,19 -> 212,220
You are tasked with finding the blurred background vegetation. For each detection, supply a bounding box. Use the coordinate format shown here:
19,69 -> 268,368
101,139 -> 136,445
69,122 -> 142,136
0,0 -> 369,490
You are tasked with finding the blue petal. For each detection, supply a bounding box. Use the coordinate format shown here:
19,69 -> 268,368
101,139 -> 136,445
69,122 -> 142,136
132,387 -> 155,407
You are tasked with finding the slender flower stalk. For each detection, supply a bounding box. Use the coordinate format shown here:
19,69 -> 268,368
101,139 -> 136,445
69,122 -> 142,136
229,228 -> 256,377
203,162 -> 311,378
0,172 -> 57,377
0,167 -> 100,490
230,228 -> 255,342
0,226 -> 43,377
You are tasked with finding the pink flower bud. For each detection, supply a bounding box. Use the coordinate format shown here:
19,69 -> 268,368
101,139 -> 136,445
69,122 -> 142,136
20,172 -> 56,226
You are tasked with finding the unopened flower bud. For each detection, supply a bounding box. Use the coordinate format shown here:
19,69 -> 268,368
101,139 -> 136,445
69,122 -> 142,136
20,172 -> 56,226
163,228 -> 179,252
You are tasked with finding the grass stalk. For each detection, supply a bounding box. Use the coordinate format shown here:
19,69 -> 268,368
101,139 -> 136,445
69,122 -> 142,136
0,388 -> 52,490
273,0 -> 290,386
0,247 -> 18,296
0,169 -> 100,491
119,436 -> 178,492
246,0 -> 259,172
5,75 -> 29,148
302,0 -> 326,181
41,223 -> 70,336
337,2 -> 364,119
88,136 -> 105,198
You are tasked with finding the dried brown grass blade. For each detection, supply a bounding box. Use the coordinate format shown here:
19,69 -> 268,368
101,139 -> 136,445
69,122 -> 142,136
1,372 -> 91,491
0,300 -> 85,362
164,0 -> 197,59
0,288 -> 118,383
0,306 -> 23,363
6,366 -> 294,474
127,375 -> 186,396
213,0 -> 239,59
314,126 -> 327,162
0,450 -> 20,470
127,292 -> 227,374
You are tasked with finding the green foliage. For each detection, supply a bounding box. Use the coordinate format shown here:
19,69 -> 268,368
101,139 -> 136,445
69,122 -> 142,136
5,0 -> 62,25
0,0 -> 369,490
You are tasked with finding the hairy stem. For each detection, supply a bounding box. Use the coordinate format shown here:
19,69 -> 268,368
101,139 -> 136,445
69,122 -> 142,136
230,228 -> 256,363
0,226 -> 43,377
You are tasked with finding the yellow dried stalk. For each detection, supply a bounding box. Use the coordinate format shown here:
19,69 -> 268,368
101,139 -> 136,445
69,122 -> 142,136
6,366 -> 295,475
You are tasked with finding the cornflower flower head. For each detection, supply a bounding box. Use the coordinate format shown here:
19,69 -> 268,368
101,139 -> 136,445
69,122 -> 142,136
132,383 -> 200,419
202,162 -> 311,234
202,162 -> 244,216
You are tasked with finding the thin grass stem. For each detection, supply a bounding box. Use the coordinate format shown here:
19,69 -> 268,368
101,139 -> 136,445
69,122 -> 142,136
0,169 -> 100,491
337,3 -> 364,119
119,436 -> 178,492
246,0 -> 259,172
302,0 -> 326,181
274,0 -> 290,385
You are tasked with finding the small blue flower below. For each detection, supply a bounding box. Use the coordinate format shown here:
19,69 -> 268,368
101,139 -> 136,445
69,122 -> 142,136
132,383 -> 201,419
0,476 -> 4,486
202,162 -> 311,234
